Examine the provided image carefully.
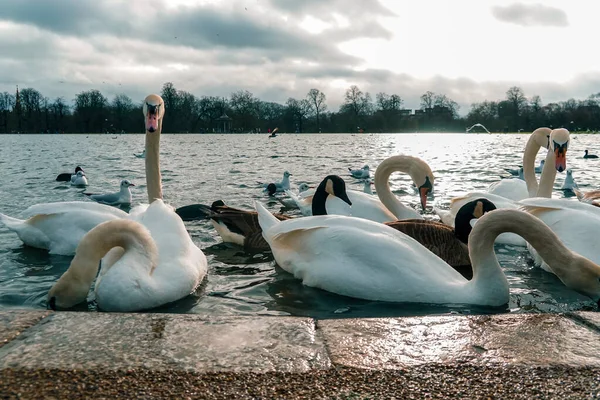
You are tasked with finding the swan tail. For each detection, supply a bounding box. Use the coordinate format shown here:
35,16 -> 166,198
255,202 -> 280,235
174,203 -> 214,221
0,213 -> 25,230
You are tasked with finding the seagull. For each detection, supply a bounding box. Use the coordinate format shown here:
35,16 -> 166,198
84,180 -> 135,206
348,165 -> 369,179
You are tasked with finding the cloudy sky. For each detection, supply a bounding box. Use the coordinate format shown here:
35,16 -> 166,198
0,0 -> 598,115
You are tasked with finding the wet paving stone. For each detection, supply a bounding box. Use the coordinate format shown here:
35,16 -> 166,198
319,314 -> 600,369
0,312 -> 330,372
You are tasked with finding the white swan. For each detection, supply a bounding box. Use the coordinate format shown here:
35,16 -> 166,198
256,204 -> 600,306
70,170 -> 88,186
47,94 -> 207,312
84,180 -> 135,206
287,155 -> 433,223
519,198 -> 600,277
0,202 -> 127,255
486,128 -> 552,201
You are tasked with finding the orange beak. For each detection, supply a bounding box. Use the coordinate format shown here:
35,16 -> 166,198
419,187 -> 429,210
554,147 -> 567,172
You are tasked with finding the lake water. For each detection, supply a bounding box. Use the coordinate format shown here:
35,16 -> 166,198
0,133 -> 599,318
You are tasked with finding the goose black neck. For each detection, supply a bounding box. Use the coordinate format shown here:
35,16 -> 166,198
312,185 -> 329,215
454,208 -> 474,244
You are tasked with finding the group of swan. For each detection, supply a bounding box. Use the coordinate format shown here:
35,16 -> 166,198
1,95 -> 207,312
2,120 -> 600,311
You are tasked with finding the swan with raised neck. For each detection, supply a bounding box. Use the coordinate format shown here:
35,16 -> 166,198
374,155 -> 434,214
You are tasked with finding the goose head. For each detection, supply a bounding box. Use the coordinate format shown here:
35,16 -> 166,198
550,128 -> 569,172
121,179 -> 135,189
454,198 -> 497,243
143,94 -> 165,133
317,175 -> 352,206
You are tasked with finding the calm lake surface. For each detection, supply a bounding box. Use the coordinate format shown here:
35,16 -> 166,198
0,133 -> 599,318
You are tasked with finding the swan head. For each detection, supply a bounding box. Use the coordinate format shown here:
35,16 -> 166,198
550,128 -> 569,172
318,175 -> 352,206
47,270 -> 90,310
417,175 -> 434,210
143,94 -> 165,133
562,256 -> 600,306
121,179 -> 135,188
266,183 -> 277,196
298,183 -> 310,193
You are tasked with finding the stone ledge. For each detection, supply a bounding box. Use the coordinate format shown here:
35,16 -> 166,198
0,311 -> 599,374
317,313 -> 600,369
0,312 -> 330,373
0,310 -> 52,348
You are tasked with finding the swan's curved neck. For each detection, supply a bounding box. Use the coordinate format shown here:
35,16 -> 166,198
467,210 -> 572,303
536,148 -> 558,198
522,128 -> 550,197
374,156 -> 421,218
60,219 -> 158,291
145,118 -> 163,203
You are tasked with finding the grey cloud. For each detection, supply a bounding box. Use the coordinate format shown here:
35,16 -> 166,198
491,3 -> 568,27
0,0 -> 380,65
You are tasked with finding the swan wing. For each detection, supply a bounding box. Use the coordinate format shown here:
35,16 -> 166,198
519,198 -> 600,216
22,201 -> 128,218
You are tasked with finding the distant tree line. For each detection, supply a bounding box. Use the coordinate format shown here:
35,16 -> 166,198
0,83 -> 599,134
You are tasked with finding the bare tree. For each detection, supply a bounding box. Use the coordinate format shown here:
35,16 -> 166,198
306,88 -> 327,132
420,91 -> 435,109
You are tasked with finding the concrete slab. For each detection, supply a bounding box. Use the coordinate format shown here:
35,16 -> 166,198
0,310 -> 51,348
573,311 -> 600,331
319,314 -> 600,369
0,312 -> 330,372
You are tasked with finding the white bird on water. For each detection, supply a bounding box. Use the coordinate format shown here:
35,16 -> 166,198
84,180 -> 135,206
348,165 -> 369,179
